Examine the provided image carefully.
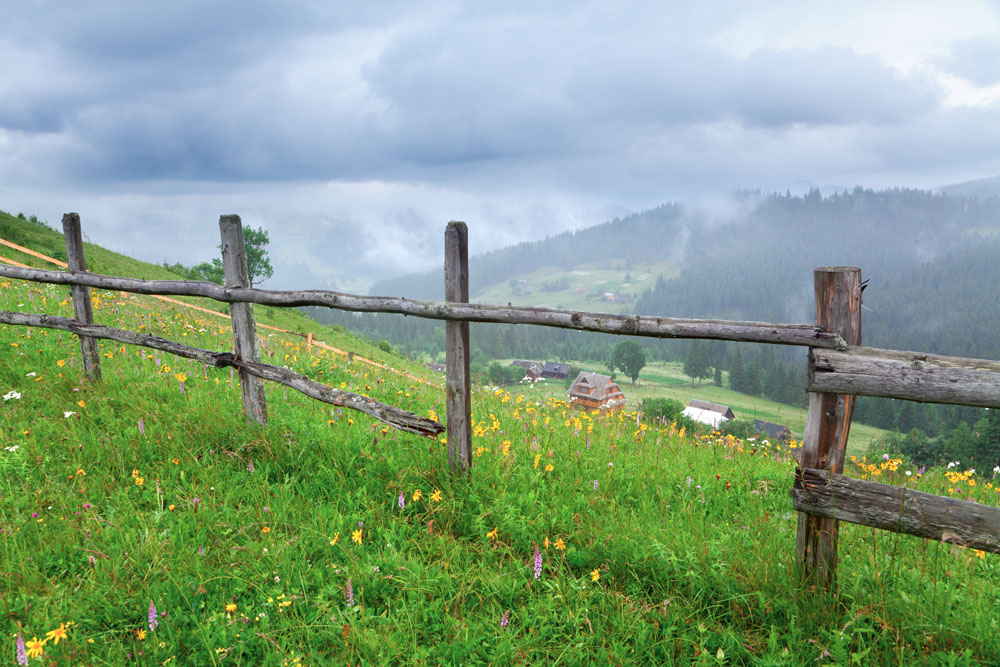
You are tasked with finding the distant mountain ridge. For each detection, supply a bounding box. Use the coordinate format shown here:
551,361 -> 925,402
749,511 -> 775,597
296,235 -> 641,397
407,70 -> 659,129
936,174 -> 1000,199
372,187 -> 1000,361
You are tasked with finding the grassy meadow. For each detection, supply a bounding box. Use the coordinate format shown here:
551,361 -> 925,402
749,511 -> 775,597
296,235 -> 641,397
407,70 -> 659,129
473,258 -> 679,313
2,232 -> 1000,663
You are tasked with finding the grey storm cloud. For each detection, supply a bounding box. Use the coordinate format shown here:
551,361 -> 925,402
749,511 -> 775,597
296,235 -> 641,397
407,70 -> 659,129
0,2 -> 948,185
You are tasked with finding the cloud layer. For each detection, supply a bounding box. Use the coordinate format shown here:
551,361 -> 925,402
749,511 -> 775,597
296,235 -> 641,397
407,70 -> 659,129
2,1 -> 999,290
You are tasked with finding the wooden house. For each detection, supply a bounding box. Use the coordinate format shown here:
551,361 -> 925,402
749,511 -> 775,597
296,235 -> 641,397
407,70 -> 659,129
541,362 -> 572,379
753,419 -> 792,442
510,359 -> 542,379
567,371 -> 626,411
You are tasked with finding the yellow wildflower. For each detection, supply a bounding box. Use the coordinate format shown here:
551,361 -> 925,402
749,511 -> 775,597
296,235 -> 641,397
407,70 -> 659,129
45,623 -> 68,645
486,527 -> 498,540
430,489 -> 443,502
590,569 -> 600,582
412,489 -> 423,502
545,464 -> 554,472
225,603 -> 238,615
25,637 -> 45,659
351,529 -> 363,545
554,538 -> 566,551
136,628 -> 147,640
330,532 -> 340,546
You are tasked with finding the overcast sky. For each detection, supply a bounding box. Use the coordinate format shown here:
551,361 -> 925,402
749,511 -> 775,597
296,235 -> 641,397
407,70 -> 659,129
2,1 -> 999,291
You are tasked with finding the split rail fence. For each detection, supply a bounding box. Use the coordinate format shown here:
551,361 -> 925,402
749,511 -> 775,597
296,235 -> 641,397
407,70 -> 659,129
3,214 -> 1000,590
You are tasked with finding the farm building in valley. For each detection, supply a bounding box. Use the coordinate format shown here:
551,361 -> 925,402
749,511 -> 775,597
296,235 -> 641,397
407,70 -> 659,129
753,419 -> 792,442
681,399 -> 735,428
541,362 -> 573,379
510,359 -> 543,379
567,371 -> 626,411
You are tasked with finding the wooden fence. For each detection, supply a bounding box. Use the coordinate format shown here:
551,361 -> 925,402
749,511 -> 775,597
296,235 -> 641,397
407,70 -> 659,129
3,214 -> 1000,591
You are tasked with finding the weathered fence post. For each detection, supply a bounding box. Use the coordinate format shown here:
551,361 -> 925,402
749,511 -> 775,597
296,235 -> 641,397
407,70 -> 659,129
62,213 -> 102,383
797,267 -> 862,589
220,215 -> 267,426
445,221 -> 472,473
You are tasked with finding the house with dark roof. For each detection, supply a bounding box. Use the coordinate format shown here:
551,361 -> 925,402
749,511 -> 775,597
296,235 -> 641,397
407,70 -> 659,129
753,419 -> 792,442
510,360 -> 543,379
567,371 -> 626,411
681,400 -> 736,428
541,362 -> 572,379
688,400 -> 736,420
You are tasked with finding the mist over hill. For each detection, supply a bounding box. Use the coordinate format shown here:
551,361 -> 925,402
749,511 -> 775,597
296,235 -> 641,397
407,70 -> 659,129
318,187 -> 1000,443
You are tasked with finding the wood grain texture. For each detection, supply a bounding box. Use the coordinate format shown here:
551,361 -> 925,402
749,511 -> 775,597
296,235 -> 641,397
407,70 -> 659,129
810,346 -> 1000,408
219,215 -> 267,426
792,467 -> 1000,554
445,221 -> 472,473
0,310 -> 443,437
797,267 -> 862,589
62,213 -> 102,383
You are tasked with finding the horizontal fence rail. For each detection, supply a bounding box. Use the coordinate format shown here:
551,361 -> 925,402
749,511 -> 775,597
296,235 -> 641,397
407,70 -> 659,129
0,310 -> 444,437
0,263 -> 845,349
792,467 -> 1000,555
810,346 -> 1000,409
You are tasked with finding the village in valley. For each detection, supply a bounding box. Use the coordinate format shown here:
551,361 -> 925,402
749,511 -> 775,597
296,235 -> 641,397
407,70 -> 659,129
493,358 -> 795,444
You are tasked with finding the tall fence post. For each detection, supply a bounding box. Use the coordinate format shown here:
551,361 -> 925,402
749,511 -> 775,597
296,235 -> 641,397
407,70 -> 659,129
445,221 -> 472,474
219,214 -> 267,426
62,213 -> 102,383
797,266 -> 862,589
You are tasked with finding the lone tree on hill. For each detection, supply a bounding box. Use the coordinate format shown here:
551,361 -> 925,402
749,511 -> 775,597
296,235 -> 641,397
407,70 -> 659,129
610,340 -> 646,384
683,339 -> 711,387
241,226 -> 274,286
198,225 -> 274,287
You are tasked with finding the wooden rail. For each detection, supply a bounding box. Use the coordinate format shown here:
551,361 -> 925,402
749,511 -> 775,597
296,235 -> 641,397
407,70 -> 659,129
792,467 -> 1000,555
0,263 -> 845,349
0,310 -> 443,437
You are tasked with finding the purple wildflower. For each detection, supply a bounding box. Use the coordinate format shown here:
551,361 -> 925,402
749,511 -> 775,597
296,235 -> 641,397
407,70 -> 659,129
248,459 -> 254,474
883,453 -> 890,461
398,492 -> 405,510
533,545 -> 543,580
500,609 -> 511,629
138,417 -> 144,436
179,379 -> 185,394
586,435 -> 591,450
532,436 -> 538,452
686,476 -> 692,489
148,599 -> 159,632
345,578 -> 354,608
593,479 -> 598,491
193,497 -> 200,510
198,545 -> 204,556
16,633 -> 27,666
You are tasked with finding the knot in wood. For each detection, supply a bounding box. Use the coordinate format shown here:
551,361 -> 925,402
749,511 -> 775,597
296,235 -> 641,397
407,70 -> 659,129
621,316 -> 639,335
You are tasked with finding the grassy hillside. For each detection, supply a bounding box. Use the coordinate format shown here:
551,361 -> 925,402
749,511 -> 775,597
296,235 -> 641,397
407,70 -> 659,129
0,210 -> 438,384
2,211 -> 999,664
473,258 -> 679,313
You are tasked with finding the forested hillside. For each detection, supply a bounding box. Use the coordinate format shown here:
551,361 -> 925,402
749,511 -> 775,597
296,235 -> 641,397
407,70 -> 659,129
311,188 -> 1000,451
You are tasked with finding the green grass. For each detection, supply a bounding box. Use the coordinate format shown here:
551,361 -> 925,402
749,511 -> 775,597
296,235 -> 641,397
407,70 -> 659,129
2,218 -> 999,665
473,258 -> 679,313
